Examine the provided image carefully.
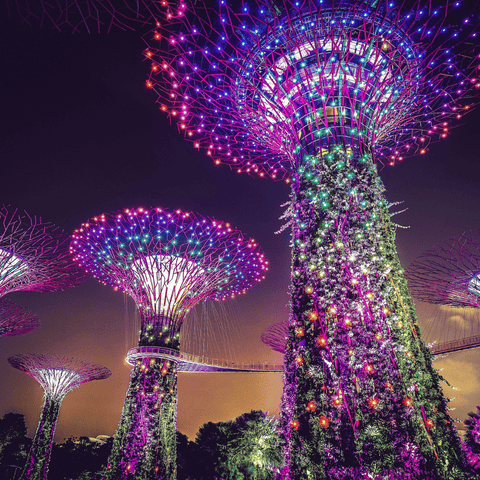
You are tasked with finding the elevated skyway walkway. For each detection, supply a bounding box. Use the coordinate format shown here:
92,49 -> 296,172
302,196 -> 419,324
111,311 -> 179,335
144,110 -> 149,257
126,336 -> 480,372
126,346 -> 283,372
430,334 -> 480,355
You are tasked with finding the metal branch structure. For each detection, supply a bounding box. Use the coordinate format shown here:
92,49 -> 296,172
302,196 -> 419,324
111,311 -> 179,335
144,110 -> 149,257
0,206 -> 83,299
146,1 -> 479,478
8,0 -> 163,33
261,318 -> 288,354
70,206 -> 268,480
8,354 -> 111,480
0,299 -> 40,337
407,230 -> 480,308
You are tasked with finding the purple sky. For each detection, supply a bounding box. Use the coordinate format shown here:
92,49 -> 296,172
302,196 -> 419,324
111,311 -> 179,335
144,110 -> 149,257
1,17 -> 480,441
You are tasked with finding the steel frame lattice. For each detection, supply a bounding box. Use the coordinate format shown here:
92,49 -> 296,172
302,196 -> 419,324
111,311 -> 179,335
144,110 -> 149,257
70,206 -> 267,480
145,0 -> 479,176
407,230 -> 480,308
8,0 -> 164,32
0,206 -> 83,298
8,354 -> 111,480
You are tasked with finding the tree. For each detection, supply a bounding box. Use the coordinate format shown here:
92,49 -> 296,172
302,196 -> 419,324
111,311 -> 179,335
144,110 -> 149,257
228,411 -> 283,480
48,436 -> 113,480
195,420 -> 235,479
194,411 -> 283,480
0,412 -> 30,466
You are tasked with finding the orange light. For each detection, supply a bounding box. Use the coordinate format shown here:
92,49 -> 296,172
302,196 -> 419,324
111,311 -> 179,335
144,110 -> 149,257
308,311 -> 318,321
306,401 -> 316,412
146,80 -> 153,88
319,416 -> 330,428
296,356 -> 304,366
403,397 -> 414,407
345,319 -> 352,327
296,327 -> 305,337
365,364 -> 374,374
291,419 -> 300,430
368,397 -> 380,409
333,397 -> 342,407
316,335 -> 327,348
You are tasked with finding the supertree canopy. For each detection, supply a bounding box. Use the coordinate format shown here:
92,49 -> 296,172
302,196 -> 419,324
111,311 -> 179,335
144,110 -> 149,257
0,206 -> 83,298
70,206 -> 268,480
8,354 -> 111,480
145,1 -> 479,478
261,318 -> 288,354
0,299 -> 40,337
406,230 -> 480,308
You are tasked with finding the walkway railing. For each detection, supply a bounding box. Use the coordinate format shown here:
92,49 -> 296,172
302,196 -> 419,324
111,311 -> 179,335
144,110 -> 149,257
126,346 -> 283,372
125,335 -> 480,372
430,334 -> 480,355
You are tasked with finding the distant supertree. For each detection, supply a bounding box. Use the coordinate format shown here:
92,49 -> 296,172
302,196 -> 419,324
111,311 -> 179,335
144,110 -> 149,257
0,299 -> 39,337
70,207 -> 268,480
146,0 -> 479,477
0,206 -> 83,298
261,319 -> 288,354
8,354 -> 111,480
407,230 -> 480,308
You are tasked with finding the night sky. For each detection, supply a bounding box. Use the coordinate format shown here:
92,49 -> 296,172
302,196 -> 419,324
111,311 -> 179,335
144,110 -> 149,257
1,14 -> 480,443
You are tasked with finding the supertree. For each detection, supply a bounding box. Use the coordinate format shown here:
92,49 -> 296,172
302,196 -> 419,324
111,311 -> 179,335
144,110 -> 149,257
261,318 -> 288,354
70,206 -> 268,480
0,206 -> 83,298
0,299 -> 40,337
144,0 -> 479,477
406,230 -> 480,308
8,354 -> 111,480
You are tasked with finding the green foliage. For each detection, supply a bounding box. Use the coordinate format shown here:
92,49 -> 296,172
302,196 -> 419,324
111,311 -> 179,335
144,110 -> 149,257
281,149 -> 468,479
194,410 -> 282,480
105,358 -> 177,479
0,412 -> 31,471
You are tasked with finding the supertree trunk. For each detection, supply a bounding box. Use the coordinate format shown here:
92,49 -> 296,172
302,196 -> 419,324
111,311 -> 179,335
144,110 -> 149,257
280,147 -> 466,479
105,356 -> 178,480
20,394 -> 61,480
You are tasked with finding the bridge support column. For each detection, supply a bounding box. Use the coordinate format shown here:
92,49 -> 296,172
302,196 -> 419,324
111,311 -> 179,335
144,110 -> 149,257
104,355 -> 178,480
280,149 -> 466,479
